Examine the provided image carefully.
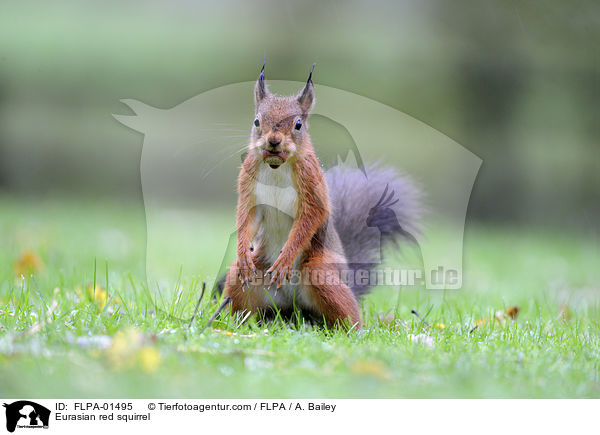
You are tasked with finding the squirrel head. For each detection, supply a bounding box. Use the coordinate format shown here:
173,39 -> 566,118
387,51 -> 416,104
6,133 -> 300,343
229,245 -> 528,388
250,63 -> 316,169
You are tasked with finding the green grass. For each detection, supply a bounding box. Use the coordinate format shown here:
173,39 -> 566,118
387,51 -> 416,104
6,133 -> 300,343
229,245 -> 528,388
1,195 -> 599,398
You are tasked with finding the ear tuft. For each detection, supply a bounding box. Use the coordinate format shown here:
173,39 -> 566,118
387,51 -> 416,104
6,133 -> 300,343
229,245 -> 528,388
297,63 -> 316,114
254,62 -> 269,107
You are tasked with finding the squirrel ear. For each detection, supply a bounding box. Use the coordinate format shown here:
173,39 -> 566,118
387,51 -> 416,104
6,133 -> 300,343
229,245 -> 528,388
254,62 -> 269,107
297,63 -> 316,114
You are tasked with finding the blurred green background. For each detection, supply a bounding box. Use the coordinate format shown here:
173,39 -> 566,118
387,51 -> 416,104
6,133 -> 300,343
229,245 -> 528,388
1,0 -> 599,399
0,0 -> 598,227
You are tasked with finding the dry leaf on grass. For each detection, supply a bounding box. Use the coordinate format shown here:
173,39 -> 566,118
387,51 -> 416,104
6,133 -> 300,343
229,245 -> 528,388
470,306 -> 520,333
350,360 -> 391,380
374,312 -> 400,328
558,304 -> 571,322
105,328 -> 160,373
13,250 -> 44,278
506,306 -> 520,319
76,284 -> 121,311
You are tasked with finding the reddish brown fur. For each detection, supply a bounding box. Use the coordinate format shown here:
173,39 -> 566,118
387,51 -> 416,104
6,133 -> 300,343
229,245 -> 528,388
234,151 -> 259,284
265,150 -> 329,285
223,68 -> 362,328
301,251 -> 361,327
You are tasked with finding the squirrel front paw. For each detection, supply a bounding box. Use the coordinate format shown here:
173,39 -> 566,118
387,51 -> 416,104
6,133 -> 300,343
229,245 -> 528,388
265,255 -> 293,289
236,251 -> 257,288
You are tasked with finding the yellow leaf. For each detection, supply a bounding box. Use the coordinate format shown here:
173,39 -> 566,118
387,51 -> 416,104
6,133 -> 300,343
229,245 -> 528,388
86,284 -> 120,310
106,328 -> 144,370
14,250 -> 43,277
350,360 -> 391,380
88,285 -> 108,309
475,317 -> 488,326
137,346 -> 160,373
105,328 -> 160,373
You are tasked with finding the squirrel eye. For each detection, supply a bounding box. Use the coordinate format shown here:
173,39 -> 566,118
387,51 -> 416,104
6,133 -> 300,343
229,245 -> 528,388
294,120 -> 302,130
253,117 -> 260,127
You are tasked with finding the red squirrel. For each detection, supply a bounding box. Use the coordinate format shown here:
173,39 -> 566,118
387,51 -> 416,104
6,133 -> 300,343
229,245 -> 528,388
223,64 -> 421,328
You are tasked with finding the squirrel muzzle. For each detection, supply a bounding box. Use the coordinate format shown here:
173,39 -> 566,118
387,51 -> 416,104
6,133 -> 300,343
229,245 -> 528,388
261,149 -> 288,168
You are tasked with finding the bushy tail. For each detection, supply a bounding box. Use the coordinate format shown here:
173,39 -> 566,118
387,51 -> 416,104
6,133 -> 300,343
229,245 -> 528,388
325,163 -> 422,296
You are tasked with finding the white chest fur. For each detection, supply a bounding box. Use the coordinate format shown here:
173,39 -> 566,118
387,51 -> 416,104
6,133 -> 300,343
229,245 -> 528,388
252,163 -> 317,313
255,163 -> 297,216
254,163 -> 298,264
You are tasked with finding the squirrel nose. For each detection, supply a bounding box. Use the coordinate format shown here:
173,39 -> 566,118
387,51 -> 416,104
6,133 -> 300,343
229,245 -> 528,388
268,138 -> 281,147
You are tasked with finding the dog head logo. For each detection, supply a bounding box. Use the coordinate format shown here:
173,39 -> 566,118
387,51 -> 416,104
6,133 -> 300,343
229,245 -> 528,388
3,401 -> 50,432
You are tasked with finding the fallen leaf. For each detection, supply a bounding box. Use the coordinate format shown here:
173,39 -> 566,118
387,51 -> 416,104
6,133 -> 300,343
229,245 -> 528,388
137,346 -> 160,373
105,328 -> 160,373
506,306 -> 520,319
374,312 -> 405,330
78,284 -> 120,311
471,306 -> 519,332
13,250 -> 43,278
475,317 -> 489,326
469,317 -> 488,333
350,360 -> 391,380
376,312 -> 396,325
558,304 -> 571,322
